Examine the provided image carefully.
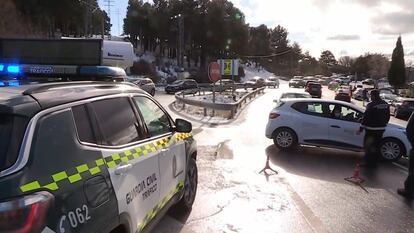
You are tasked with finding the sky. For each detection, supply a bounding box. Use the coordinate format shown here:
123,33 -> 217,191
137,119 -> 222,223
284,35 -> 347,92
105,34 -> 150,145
100,0 -> 414,62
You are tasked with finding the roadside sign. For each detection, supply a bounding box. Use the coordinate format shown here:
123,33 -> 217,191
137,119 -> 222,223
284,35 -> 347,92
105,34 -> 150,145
218,59 -> 239,76
208,62 -> 221,82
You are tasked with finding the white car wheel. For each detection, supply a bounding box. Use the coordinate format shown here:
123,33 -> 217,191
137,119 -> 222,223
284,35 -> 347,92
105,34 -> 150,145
273,128 -> 297,150
380,139 -> 403,162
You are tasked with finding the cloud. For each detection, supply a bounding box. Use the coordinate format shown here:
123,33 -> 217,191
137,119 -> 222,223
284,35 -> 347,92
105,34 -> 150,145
408,50 -> 414,56
327,34 -> 361,40
372,12 -> 414,35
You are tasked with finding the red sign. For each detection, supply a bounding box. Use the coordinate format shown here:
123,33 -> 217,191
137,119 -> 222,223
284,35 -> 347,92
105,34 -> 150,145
208,62 -> 221,82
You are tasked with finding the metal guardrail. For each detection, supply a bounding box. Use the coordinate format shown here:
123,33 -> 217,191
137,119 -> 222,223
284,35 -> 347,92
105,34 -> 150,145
175,86 -> 266,119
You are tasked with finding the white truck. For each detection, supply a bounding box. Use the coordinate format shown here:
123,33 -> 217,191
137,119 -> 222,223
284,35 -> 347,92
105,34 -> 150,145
102,40 -> 136,72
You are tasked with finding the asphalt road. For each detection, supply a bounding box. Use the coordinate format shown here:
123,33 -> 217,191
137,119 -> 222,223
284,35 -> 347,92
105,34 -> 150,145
152,83 -> 414,233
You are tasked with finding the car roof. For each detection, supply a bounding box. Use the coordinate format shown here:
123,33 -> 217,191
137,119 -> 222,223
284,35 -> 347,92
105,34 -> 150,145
0,81 -> 145,117
281,90 -> 310,95
281,98 -> 363,110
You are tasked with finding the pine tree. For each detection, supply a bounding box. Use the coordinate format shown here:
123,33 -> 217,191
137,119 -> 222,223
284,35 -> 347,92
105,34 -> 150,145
388,36 -> 406,87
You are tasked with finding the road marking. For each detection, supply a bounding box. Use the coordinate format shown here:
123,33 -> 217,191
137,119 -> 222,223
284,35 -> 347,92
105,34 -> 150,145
392,162 -> 408,174
286,184 -> 328,233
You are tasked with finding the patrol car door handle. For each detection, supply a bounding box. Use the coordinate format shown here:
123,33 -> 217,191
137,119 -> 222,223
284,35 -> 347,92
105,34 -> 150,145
114,163 -> 133,175
330,125 -> 341,128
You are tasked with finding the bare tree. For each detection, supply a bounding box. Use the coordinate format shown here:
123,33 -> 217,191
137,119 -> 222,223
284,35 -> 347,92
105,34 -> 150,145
367,53 -> 390,87
338,56 -> 354,68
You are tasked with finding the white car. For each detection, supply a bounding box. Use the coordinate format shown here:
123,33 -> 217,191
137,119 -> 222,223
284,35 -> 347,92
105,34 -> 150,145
265,99 -> 410,161
275,90 -> 311,103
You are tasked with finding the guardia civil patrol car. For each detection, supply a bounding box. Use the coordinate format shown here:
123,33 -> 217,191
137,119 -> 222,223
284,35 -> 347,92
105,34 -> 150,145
0,63 -> 198,233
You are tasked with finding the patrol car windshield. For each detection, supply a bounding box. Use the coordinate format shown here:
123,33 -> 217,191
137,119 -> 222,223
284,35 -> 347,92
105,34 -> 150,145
0,115 -> 28,171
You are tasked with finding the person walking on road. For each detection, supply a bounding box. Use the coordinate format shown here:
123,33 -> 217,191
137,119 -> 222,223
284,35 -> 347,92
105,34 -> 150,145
358,89 -> 390,168
397,112 -> 414,198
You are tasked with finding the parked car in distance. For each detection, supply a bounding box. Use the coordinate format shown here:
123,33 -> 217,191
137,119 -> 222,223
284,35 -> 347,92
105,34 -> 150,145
305,82 -> 322,98
265,77 -> 280,88
379,88 -> 398,104
362,78 -> 375,85
328,81 -> 339,90
127,76 -> 156,96
335,86 -> 352,103
165,79 -> 198,94
244,77 -> 266,89
275,90 -> 312,103
265,99 -> 410,162
253,77 -> 266,87
390,97 -> 414,119
289,78 -> 306,88
340,78 -> 351,85
320,77 -> 333,85
353,88 -> 364,100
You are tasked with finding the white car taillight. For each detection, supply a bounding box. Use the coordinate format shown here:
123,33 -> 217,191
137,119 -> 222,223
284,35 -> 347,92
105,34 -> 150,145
0,192 -> 53,233
269,113 -> 280,119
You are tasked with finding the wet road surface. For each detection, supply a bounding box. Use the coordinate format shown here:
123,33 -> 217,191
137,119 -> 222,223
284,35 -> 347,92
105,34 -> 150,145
152,83 -> 414,233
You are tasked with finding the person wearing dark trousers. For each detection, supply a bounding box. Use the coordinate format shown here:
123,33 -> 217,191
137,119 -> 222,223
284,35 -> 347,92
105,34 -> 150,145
398,112 -> 414,198
358,89 -> 390,168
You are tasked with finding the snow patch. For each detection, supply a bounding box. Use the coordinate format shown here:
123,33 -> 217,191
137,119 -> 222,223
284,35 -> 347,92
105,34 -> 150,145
241,65 -> 274,82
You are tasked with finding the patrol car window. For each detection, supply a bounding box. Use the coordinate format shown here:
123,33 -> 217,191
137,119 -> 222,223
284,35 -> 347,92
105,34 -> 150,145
72,105 -> 96,144
292,102 -> 325,117
0,115 -> 28,172
134,97 -> 171,137
328,104 -> 362,123
92,98 -> 141,146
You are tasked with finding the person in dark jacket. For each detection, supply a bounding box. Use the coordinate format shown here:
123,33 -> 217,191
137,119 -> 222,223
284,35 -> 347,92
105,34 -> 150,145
358,89 -> 390,168
398,112 -> 414,198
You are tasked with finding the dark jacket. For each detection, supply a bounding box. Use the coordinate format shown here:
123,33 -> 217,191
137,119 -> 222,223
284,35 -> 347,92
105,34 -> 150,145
361,99 -> 390,130
406,112 -> 414,145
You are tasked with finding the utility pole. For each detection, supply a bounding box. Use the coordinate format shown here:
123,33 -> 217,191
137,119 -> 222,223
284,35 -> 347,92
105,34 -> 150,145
116,8 -> 121,36
83,0 -> 92,37
103,0 -> 114,37
178,14 -> 184,69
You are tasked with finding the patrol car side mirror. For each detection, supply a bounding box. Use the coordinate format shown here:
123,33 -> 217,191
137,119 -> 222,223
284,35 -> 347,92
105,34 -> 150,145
175,118 -> 192,133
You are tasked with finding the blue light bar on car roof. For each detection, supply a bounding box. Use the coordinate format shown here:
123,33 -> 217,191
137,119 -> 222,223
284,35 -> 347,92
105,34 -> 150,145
7,65 -> 20,74
0,64 -> 4,72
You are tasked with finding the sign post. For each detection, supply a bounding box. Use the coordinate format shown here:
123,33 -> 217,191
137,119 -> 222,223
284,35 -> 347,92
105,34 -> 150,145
209,62 -> 221,117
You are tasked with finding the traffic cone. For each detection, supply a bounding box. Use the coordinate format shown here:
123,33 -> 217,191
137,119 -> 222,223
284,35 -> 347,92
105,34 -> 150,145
259,154 -> 278,174
344,163 -> 365,184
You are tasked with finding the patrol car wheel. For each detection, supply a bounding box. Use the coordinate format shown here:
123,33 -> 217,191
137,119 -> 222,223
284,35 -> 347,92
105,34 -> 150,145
176,158 -> 198,211
380,138 -> 404,162
273,128 -> 298,150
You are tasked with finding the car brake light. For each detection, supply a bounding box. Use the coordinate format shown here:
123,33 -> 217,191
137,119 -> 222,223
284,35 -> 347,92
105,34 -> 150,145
269,113 -> 280,119
0,192 -> 53,233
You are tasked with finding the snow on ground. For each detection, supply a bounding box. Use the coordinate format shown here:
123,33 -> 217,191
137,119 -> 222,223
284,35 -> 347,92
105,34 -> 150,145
241,65 -> 274,82
137,52 -> 156,63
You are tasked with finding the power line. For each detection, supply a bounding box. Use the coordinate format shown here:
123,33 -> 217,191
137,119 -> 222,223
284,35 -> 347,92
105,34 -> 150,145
237,49 -> 292,58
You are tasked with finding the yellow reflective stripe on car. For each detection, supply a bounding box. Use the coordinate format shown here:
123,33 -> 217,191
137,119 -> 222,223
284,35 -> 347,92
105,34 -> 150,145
19,133 -> 192,193
137,181 -> 185,231
20,158 -> 106,192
